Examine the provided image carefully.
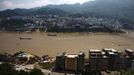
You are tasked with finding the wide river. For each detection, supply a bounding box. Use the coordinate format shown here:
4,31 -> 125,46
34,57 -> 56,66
0,32 -> 134,57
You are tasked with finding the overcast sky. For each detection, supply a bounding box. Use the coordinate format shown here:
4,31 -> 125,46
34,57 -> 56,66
0,0 -> 94,10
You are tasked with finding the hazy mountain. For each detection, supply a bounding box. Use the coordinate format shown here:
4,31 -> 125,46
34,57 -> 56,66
0,0 -> 134,23
82,0 -> 134,18
28,7 -> 67,16
46,0 -> 134,18
0,7 -> 67,17
45,0 -> 134,26
46,3 -> 82,14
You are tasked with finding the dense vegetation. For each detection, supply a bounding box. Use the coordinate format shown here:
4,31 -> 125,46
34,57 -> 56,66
39,62 -> 55,70
0,19 -> 33,31
0,63 -> 44,75
120,70 -> 134,75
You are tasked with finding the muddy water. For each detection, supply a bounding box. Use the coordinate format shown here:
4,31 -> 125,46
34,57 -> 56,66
0,32 -> 134,57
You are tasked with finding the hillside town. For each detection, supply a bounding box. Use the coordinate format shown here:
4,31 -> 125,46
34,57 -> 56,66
0,48 -> 134,75
0,15 -> 124,33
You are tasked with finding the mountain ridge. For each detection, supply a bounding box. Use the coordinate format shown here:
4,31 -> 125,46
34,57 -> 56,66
0,0 -> 134,24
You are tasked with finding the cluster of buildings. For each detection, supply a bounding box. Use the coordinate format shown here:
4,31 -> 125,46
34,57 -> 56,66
0,52 -> 51,63
0,15 -> 123,32
14,52 -> 36,64
0,48 -> 133,74
55,49 -> 134,74
89,48 -> 134,75
55,52 -> 85,73
0,51 -> 54,71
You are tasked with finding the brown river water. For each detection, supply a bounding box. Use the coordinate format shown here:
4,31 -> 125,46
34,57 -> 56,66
0,32 -> 134,57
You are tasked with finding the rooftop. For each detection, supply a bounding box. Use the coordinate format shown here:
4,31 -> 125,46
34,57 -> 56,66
65,54 -> 78,58
125,49 -> 134,53
79,51 -> 85,55
57,52 -> 66,56
17,53 -> 34,59
108,52 -> 115,55
89,49 -> 102,52
57,51 -> 85,58
103,48 -> 117,52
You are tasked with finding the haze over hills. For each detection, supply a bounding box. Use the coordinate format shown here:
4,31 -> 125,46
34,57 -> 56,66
0,0 -> 134,18
0,0 -> 134,29
47,0 -> 134,20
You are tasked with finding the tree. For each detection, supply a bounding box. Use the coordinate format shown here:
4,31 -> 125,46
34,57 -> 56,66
18,70 -> 29,75
29,68 -> 44,75
0,63 -> 17,75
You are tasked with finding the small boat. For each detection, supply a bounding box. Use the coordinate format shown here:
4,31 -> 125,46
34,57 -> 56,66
47,34 -> 57,36
19,37 -> 32,40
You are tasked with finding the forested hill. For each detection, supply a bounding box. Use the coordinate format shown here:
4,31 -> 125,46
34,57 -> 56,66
0,0 -> 134,26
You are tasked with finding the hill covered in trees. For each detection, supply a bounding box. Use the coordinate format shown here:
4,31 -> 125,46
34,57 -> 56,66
0,0 -> 134,30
